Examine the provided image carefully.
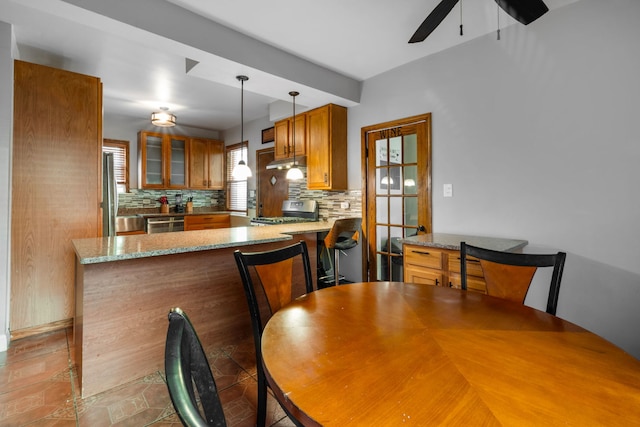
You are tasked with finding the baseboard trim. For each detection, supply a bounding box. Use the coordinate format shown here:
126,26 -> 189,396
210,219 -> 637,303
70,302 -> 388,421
9,318 -> 73,342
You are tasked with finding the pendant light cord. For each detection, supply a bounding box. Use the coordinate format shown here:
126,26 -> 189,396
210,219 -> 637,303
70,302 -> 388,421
459,0 -> 463,36
497,4 -> 501,40
289,91 -> 299,166
236,75 -> 249,163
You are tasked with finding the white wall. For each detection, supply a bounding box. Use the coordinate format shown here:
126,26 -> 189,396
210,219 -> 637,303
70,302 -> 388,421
0,21 -> 13,351
348,0 -> 640,357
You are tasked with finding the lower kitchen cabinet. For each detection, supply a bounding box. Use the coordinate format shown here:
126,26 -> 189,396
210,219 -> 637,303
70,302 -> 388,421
184,214 -> 231,231
403,244 -> 487,292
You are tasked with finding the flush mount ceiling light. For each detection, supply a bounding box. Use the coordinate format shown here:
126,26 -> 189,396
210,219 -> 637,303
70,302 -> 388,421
151,107 -> 176,127
232,75 -> 252,180
286,91 -> 303,181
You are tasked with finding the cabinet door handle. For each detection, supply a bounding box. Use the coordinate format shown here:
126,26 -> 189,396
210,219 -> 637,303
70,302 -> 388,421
457,256 -> 480,263
412,250 -> 431,256
435,278 -> 439,286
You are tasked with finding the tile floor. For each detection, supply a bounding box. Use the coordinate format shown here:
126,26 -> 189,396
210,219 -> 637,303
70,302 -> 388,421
0,328 -> 296,426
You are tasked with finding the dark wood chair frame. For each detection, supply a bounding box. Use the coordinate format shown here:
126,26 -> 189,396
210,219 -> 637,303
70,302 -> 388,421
165,307 -> 227,427
460,242 -> 566,315
234,241 -> 312,427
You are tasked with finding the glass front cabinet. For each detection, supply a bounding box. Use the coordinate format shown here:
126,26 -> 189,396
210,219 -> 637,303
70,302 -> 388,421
138,131 -> 188,189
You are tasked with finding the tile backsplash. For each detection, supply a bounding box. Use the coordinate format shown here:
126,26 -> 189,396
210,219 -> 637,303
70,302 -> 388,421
118,189 -> 225,213
118,178 -> 361,220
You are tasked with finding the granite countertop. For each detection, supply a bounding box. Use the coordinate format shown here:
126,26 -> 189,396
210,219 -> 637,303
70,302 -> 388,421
72,220 -> 335,265
400,233 -> 528,252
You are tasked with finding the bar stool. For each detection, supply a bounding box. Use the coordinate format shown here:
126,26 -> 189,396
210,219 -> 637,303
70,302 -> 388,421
323,217 -> 362,285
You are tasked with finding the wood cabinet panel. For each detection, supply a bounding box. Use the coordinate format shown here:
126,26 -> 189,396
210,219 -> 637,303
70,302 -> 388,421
189,138 -> 224,189
403,244 -> 487,292
306,104 -> 347,190
11,60 -> 102,335
274,114 -> 306,160
184,214 -> 230,230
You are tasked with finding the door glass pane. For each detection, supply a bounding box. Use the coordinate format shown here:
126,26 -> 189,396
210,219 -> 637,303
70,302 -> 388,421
146,135 -> 163,185
387,166 -> 402,193
375,138 -> 387,167
389,197 -> 403,225
376,197 -> 388,224
376,168 -> 389,195
404,197 -> 418,227
389,136 -> 402,164
376,225 -> 389,252
403,134 -> 417,163
403,165 -> 417,194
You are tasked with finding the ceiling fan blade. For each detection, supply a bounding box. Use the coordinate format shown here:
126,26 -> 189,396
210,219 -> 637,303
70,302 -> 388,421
495,0 -> 549,25
409,0 -> 460,44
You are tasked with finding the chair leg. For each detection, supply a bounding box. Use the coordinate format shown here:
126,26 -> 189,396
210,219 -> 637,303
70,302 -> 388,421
334,247 -> 340,285
257,372 -> 267,427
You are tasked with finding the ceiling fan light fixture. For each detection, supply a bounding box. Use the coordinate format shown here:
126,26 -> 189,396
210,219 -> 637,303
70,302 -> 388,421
151,108 -> 176,127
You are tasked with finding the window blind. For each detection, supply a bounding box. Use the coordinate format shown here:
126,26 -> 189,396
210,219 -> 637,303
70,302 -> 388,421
226,144 -> 248,212
102,139 -> 130,193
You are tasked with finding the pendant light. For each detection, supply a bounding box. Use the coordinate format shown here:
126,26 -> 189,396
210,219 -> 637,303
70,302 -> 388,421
286,91 -> 303,180
232,75 -> 252,179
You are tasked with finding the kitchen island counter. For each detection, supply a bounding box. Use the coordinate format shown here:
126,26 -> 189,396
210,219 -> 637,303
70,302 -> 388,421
72,220 -> 333,398
72,221 -> 334,264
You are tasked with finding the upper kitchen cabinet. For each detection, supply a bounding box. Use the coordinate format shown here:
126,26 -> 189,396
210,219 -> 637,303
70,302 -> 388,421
189,137 -> 225,190
138,131 -> 189,189
274,113 -> 306,160
306,104 -> 348,190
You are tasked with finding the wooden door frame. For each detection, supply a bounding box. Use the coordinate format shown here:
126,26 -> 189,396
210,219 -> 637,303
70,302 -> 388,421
360,113 -> 433,281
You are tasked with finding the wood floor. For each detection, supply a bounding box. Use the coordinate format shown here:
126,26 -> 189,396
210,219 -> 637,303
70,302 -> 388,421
0,328 -> 295,426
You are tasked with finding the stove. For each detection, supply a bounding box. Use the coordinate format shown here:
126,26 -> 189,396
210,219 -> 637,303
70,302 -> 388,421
251,200 -> 318,225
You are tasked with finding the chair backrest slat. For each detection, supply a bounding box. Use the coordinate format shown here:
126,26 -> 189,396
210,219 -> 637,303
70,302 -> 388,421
460,242 -> 566,315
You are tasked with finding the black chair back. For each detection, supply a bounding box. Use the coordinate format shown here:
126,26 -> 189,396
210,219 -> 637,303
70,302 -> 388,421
165,307 -> 227,427
460,242 -> 566,315
234,240 -> 312,427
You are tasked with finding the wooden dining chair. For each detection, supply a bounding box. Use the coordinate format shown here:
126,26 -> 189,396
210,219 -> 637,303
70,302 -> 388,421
165,307 -> 227,427
460,242 -> 566,315
234,241 -> 312,427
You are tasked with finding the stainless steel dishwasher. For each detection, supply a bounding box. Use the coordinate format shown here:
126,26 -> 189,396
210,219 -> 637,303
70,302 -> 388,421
146,216 -> 184,233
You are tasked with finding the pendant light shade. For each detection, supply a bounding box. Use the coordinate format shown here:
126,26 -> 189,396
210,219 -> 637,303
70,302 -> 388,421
232,75 -> 252,180
286,90 -> 303,180
151,107 -> 176,127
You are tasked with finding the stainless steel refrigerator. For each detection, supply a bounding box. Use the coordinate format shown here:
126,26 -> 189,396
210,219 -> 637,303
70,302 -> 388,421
102,152 -> 118,236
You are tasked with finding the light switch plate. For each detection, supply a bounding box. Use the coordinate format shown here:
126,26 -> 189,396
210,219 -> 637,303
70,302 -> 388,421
443,184 -> 453,197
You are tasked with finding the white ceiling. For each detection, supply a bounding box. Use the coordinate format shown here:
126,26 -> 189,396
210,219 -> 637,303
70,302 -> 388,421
0,0 -> 579,131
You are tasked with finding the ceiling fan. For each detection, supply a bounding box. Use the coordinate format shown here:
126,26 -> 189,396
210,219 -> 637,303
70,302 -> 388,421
409,0 -> 549,43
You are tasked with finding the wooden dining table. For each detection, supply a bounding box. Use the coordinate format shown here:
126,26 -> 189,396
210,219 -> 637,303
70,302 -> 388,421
261,282 -> 640,426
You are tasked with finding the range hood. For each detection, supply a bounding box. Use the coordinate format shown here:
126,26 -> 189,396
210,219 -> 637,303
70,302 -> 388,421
266,156 -> 307,170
